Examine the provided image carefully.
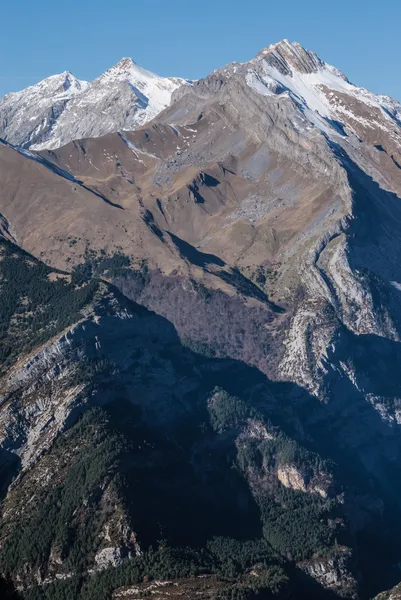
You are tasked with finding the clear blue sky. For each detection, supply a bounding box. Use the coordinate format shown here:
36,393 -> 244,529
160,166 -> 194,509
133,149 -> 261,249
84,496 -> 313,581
1,0 -> 400,100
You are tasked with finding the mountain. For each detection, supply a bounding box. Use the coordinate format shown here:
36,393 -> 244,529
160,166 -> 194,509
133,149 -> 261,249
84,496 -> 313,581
0,58 -> 188,150
1,39 -> 401,600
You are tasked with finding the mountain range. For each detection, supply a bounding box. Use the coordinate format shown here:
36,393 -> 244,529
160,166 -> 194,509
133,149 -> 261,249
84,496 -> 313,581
0,58 -> 188,150
1,39 -> 401,600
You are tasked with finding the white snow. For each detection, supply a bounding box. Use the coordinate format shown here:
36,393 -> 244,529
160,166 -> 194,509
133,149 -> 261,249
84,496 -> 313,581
246,43 -> 401,139
2,40 -> 400,153
246,71 -> 274,97
3,71 -> 89,102
99,58 -> 188,120
0,59 -> 189,151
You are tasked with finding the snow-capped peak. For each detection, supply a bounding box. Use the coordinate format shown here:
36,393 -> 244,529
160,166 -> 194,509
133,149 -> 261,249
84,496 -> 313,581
256,39 -> 349,82
257,39 -> 324,75
0,57 -> 188,151
96,56 -> 188,116
99,57 -> 158,83
2,71 -> 88,103
245,39 -> 401,141
2,40 -> 399,154
57,71 -> 86,92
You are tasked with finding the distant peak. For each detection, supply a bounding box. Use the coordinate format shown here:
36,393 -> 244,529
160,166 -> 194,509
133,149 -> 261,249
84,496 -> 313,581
256,39 -> 324,75
114,57 -> 137,70
58,71 -> 76,87
101,57 -> 136,77
47,71 -> 74,83
99,57 -> 160,85
30,70 -> 86,95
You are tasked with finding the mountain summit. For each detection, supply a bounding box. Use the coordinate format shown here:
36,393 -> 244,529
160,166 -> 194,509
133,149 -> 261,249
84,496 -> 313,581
98,56 -> 189,115
0,58 -> 188,150
258,39 -> 328,75
1,39 -> 400,154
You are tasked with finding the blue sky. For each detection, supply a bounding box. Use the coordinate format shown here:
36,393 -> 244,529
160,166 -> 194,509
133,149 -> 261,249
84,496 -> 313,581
1,0 -> 400,100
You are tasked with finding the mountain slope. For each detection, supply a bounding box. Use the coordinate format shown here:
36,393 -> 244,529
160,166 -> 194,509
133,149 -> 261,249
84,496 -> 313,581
0,238 -> 355,599
1,40 -> 401,599
0,59 -> 188,151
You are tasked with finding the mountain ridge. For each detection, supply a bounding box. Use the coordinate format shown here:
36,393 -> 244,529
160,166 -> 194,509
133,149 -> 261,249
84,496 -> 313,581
0,57 -> 189,151
1,40 -> 401,155
1,38 -> 401,600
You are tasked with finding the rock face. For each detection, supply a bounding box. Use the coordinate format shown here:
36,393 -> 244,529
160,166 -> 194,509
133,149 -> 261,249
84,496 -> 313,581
0,58 -> 188,150
0,39 -> 401,600
299,548 -> 358,599
277,464 -> 332,498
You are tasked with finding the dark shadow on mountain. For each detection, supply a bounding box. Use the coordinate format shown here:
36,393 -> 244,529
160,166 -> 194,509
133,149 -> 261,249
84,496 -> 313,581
392,155 -> 401,170
187,183 -> 205,203
373,143 -> 400,170
335,329 -> 401,398
187,172 -> 220,204
168,232 -> 225,267
323,118 -> 347,136
113,266 -> 284,380
291,566 -> 347,600
200,172 -> 220,187
3,263 -> 401,597
76,284 -> 401,596
128,83 -> 149,109
81,183 -> 125,209
109,274 -> 401,518
328,141 -> 401,285
217,266 -> 285,312
0,576 -> 22,599
9,139 -> 125,210
9,140 -> 123,210
0,449 -> 21,498
88,285 -> 264,547
142,208 -> 165,240
167,232 -> 284,311
115,405 -> 263,547
381,107 -> 401,129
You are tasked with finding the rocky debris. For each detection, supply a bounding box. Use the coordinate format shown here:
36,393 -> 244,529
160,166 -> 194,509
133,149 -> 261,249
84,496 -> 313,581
94,547 -> 124,569
242,418 -> 274,441
298,547 -> 358,598
96,500 -> 142,569
277,464 -> 332,498
277,464 -> 308,492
